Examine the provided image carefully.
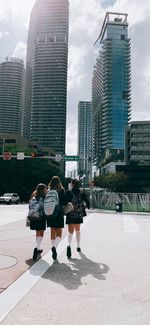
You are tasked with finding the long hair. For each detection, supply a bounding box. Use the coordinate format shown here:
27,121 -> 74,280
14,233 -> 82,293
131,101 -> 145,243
71,179 -> 80,193
48,176 -> 64,192
31,183 -> 47,200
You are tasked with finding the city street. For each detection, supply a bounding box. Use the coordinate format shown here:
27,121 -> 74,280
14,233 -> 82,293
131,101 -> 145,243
1,205 -> 150,324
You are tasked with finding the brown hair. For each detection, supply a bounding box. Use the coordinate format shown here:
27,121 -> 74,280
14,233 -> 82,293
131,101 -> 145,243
31,183 -> 47,199
71,179 -> 80,189
48,176 -> 64,192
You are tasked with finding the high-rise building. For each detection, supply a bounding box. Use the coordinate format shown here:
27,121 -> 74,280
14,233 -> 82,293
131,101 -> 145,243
125,121 -> 150,165
78,101 -> 92,184
23,0 -> 69,154
0,58 -> 25,135
92,12 -> 131,168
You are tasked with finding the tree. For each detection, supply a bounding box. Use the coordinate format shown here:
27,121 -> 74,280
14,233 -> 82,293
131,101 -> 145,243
0,158 -> 64,201
94,172 -> 128,192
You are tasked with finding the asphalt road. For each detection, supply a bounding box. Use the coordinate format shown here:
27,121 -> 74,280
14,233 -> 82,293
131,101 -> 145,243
1,205 -> 150,324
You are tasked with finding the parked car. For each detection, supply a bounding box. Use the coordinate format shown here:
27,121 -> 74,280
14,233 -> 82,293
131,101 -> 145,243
0,193 -> 20,204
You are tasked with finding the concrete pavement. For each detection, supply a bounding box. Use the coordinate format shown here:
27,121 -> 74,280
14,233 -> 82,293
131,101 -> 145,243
1,211 -> 150,324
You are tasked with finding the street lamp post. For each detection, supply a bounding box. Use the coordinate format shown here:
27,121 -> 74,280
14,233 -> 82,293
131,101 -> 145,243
2,138 -> 5,155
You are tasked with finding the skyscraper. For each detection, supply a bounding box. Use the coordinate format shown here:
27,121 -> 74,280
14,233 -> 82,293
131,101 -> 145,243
78,101 -> 92,184
23,0 -> 69,154
92,12 -> 131,167
0,58 -> 25,135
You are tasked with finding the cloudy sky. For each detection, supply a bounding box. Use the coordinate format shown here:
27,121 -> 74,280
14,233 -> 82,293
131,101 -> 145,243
0,0 -> 150,171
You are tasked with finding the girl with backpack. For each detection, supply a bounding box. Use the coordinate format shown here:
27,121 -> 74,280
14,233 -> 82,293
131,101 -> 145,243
66,179 -> 90,258
28,183 -> 47,260
46,176 -> 67,260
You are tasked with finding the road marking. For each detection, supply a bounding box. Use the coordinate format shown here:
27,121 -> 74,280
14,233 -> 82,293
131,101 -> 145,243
0,236 -> 67,322
123,215 -> 141,233
0,214 -> 93,322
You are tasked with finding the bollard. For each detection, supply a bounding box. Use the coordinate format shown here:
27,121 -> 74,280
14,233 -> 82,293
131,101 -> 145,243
115,202 -> 123,212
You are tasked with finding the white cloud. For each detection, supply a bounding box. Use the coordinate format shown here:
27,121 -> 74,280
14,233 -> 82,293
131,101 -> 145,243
12,41 -> 26,62
66,123 -> 78,171
0,0 -> 150,172
0,31 -> 9,38
114,0 -> 150,26
68,44 -> 90,90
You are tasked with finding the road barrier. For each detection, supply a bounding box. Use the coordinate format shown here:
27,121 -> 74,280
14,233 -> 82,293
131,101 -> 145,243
85,189 -> 150,212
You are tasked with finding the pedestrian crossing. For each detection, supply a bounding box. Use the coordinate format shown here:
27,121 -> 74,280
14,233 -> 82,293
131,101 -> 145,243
123,215 -> 141,233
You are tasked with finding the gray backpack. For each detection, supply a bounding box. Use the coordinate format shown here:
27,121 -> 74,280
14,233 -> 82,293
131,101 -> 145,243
44,189 -> 59,216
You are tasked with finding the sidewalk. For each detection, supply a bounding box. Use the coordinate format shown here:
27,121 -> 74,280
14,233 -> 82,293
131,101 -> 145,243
1,211 -> 150,324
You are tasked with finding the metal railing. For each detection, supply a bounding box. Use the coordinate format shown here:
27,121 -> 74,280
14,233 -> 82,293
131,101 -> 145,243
86,189 -> 150,212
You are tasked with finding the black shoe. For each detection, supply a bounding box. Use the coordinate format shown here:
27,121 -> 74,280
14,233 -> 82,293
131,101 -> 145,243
37,249 -> 43,255
52,246 -> 57,260
67,245 -> 71,258
77,247 -> 81,252
33,247 -> 38,260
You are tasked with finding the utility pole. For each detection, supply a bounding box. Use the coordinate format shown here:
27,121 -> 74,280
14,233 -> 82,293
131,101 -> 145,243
2,138 -> 5,155
89,157 -> 93,209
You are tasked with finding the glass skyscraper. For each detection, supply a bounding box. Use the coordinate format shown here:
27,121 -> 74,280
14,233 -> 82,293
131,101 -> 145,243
92,12 -> 131,167
0,58 -> 25,135
77,101 -> 92,184
23,0 -> 69,154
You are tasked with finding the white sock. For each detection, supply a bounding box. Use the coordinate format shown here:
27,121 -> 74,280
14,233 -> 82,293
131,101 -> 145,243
51,239 -> 55,248
68,233 -> 73,246
36,236 -> 43,250
76,231 -> 81,248
55,236 -> 61,248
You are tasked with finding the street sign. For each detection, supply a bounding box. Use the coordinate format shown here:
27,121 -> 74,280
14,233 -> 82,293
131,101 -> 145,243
3,152 -> 11,160
64,155 -> 80,161
17,152 -> 24,160
55,154 -> 62,162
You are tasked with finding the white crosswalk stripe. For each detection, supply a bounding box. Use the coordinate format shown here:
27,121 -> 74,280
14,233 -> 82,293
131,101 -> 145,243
123,215 -> 141,233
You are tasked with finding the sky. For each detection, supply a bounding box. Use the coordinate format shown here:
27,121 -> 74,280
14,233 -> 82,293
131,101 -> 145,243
0,0 -> 150,172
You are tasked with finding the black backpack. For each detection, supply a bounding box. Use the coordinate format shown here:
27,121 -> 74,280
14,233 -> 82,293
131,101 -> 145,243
71,192 -> 84,217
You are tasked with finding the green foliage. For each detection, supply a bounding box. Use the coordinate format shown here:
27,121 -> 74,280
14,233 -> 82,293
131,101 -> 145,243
0,144 -> 34,155
94,172 -> 128,192
142,186 -> 150,193
100,149 -> 124,166
0,157 -> 64,201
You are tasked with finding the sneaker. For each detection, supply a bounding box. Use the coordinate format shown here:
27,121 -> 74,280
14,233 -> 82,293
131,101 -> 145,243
37,249 -> 43,255
67,245 -> 71,258
77,247 -> 81,252
33,247 -> 38,260
51,246 -> 57,260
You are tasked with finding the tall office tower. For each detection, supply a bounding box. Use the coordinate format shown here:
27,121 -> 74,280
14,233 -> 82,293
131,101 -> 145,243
23,0 -> 69,154
0,58 -> 25,134
92,12 -> 131,168
125,121 -> 150,166
78,101 -> 92,184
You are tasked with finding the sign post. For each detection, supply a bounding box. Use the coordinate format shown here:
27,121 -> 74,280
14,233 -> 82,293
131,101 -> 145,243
17,152 -> 24,160
55,154 -> 62,162
64,155 -> 80,161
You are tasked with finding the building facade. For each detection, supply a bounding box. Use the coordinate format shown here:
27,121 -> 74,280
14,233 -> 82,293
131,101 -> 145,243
125,121 -> 150,165
92,12 -> 131,168
0,58 -> 25,135
23,0 -> 69,154
77,101 -> 92,185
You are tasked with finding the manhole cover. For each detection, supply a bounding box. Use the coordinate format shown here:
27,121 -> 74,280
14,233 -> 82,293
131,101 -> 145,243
0,255 -> 18,269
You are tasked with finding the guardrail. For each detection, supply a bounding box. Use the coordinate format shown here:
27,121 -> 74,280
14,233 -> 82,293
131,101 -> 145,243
85,189 -> 150,212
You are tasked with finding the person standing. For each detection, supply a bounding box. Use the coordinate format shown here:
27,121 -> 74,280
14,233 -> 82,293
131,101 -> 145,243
46,176 -> 67,260
28,183 -> 47,260
66,179 -> 90,258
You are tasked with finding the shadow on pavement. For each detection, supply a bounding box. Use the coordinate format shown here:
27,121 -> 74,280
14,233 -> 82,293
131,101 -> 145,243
42,251 -> 110,290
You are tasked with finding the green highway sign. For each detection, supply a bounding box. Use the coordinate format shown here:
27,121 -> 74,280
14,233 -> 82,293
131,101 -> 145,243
64,155 -> 80,161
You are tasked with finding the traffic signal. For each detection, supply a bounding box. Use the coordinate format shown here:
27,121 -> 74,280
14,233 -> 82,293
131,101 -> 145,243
31,152 -> 37,158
